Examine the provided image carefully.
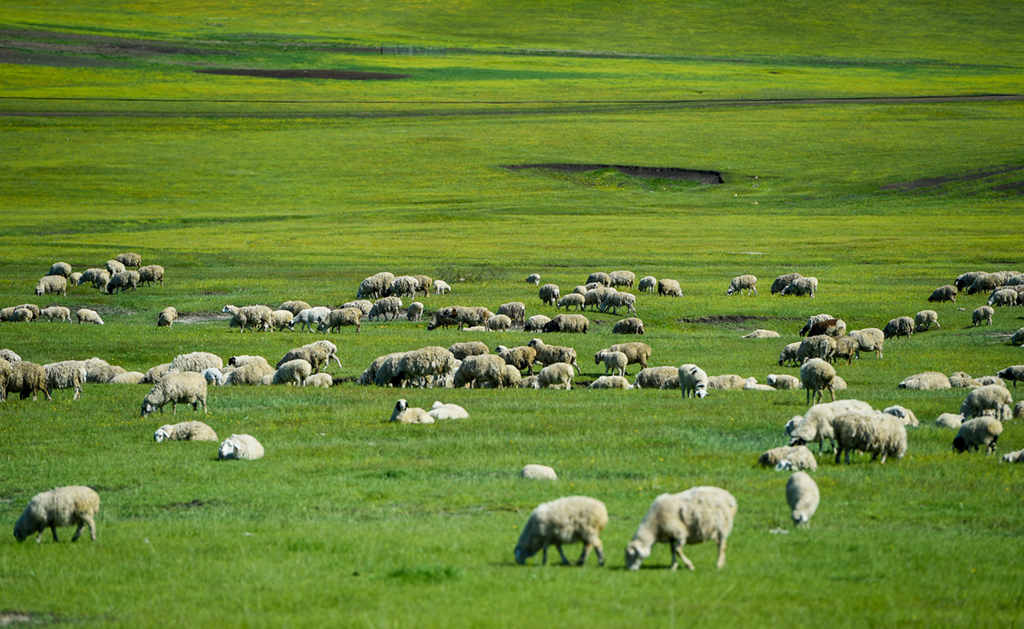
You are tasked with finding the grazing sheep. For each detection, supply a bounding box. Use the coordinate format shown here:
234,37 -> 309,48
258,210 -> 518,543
157,306 -> 178,327
781,277 -> 818,297
144,363 -> 173,384
39,306 -> 72,323
806,318 -> 847,338
0,358 -> 11,401
496,345 -> 537,375
848,328 -> 884,359
8,361 -> 50,401
988,288 -> 1019,307
528,339 -> 580,373
726,274 -> 757,296
955,271 -> 987,291
599,342 -> 651,373
708,374 -> 746,390
452,354 -> 507,389
960,384 -> 1014,420
914,310 -> 940,332
997,365 -> 1024,388
534,363 -> 575,390
928,285 -> 958,303
386,275 -> 420,299
225,362 -> 275,386
598,292 -> 637,316
433,280 -> 451,295
137,265 -> 164,287
411,275 -> 433,298
834,410 -> 908,464
318,307 -> 363,333
744,377 -> 776,391
448,342 -> 489,361
678,364 -> 709,399
742,329 -> 780,339
397,347 -> 458,388
390,399 -> 435,424
76,309 -> 104,325
778,342 -> 802,367
633,366 -> 679,390
543,313 -> 590,334
341,300 -> 373,317
797,335 -> 837,364
428,401 -> 468,421
110,371 -> 146,385
67,272 -> 81,287
518,375 -> 538,388
883,405 -> 919,427
1012,328 -> 1024,346
953,417 -> 1003,454
524,314 -> 551,332
515,496 -> 607,567
426,306 -> 460,331
833,336 -> 860,366
967,272 -> 1006,295
589,375 -> 632,389
539,284 -> 560,306
771,272 -> 802,295
594,350 -> 628,377
154,421 -> 218,442
289,306 -> 333,331
497,364 -> 522,388
800,358 -> 836,404
521,464 -> 557,480
586,272 -> 611,287
610,317 -> 644,335
116,252 -> 141,268
273,359 -> 313,386
106,271 -> 139,294
883,316 -> 915,339
170,351 -> 223,374
788,399 -> 874,453
367,297 -> 403,322
357,272 -> 395,300
359,352 -> 406,386
758,445 -> 818,471
786,472 -> 820,527
218,434 -> 265,460
9,306 -> 36,323
625,487 -> 737,572
609,270 -> 635,288
638,276 -> 657,292
799,314 -> 835,337
487,314 -> 512,331
497,302 -> 526,323
832,375 -> 848,391
304,373 -> 333,388
78,268 -> 110,290
34,275 -> 67,296
140,372 -> 207,416
47,262 -> 72,278
43,361 -> 86,400
13,486 -> 100,543
105,259 -> 126,276
278,300 -> 313,316
973,306 -> 995,327
657,279 -> 683,297
935,413 -> 964,429
277,341 -> 341,373
557,293 -> 586,311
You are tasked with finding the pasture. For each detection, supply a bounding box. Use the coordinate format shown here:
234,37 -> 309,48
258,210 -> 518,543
1,1 -> 1023,626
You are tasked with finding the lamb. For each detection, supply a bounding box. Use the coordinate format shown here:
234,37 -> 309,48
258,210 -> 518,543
452,354 -> 507,389
318,307 -> 363,333
727,274 -> 757,296
633,366 -> 679,389
608,270 -> 635,287
137,265 -> 164,286
883,316 -> 915,339
883,405 -> 919,427
487,314 -> 512,331
521,464 -> 557,480
1003,449 -> 1024,463
757,445 -> 818,471
154,421 -> 218,442
289,306 -> 333,331
78,268 -> 109,290
140,371 -> 207,416
397,347 -> 458,388
47,262 -> 72,278
598,292 -> 637,316
116,252 -> 141,268
433,280 -> 451,295
13,486 -> 100,543
539,283 -> 560,306
304,373 -> 333,388
76,309 -> 104,325
638,276 -> 657,292
928,285 -> 958,303
960,384 -> 1013,420
788,399 -> 874,453
496,345 -> 537,375
786,472 -> 820,527
708,374 -> 745,390
988,288 -> 1019,307
157,306 -> 178,327
848,328 -> 884,359
497,302 -> 526,323
797,335 -> 837,364
557,293 -> 586,311
528,338 -> 580,373
833,410 -> 908,464
218,434 -> 265,460
935,413 -> 964,429
767,374 -> 801,390
594,350 -> 628,377
543,313 -> 590,334
357,272 -> 395,300
8,361 -> 51,401
800,358 -> 836,404
973,306 -> 994,327
225,362 -> 275,386
428,401 -> 468,421
526,273 -> 541,285
515,496 -> 607,567
43,361 -> 86,400
524,314 -> 551,332
110,371 -> 146,385
778,342 -> 802,367
40,306 -> 72,323
625,487 -> 737,571
390,399 -> 435,424
657,279 -> 683,297
678,364 -> 709,399
273,359 -> 313,386
533,363 -> 575,389
106,271 -> 139,293
170,351 -> 223,374
997,365 -> 1024,387
105,259 -> 126,276
34,275 -> 67,296
953,417 -> 1003,454
744,377 -> 776,391
742,329 -> 780,339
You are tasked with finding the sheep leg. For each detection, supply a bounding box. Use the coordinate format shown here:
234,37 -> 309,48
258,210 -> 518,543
576,543 -> 592,566
555,544 -> 571,566
50,525 -> 59,542
716,537 -> 728,569
72,520 -> 85,542
835,447 -> 843,465
171,402 -> 177,415
672,541 -> 696,571
541,545 -> 549,565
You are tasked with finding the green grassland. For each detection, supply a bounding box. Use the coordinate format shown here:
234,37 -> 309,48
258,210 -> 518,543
1,1 -> 1024,627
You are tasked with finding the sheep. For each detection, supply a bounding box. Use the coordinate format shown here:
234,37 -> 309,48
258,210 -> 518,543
742,329 -> 780,339
357,272 -> 395,300
598,291 -> 637,316
386,275 -> 420,299
105,259 -> 126,276
0,358 -> 9,402
557,293 -> 586,311
882,316 -> 914,340
625,487 -> 737,572
1013,328 -> 1024,346
110,371 -> 146,385
960,384 -> 1014,420
758,445 -> 818,471
708,374 -> 746,390
448,342 -> 489,361
43,361 -> 86,400
106,271 -> 139,293
129,263 -> 162,287
278,300 -> 312,316
526,273 -> 541,285
515,496 -> 607,567
832,375 -> 848,391
521,464 -> 557,480
988,288 -> 1019,307
157,306 -> 178,327
834,410 -> 908,464
518,376 -> 538,388
727,274 -> 757,296
912,310 -> 941,333
397,347 -> 458,388
290,306 -> 333,331
225,362 -> 275,386
140,372 -> 207,416
218,434 -> 265,460
1003,449 -> 1024,463
227,355 -> 269,369
170,351 -> 223,374
390,399 -> 435,424
953,417 -> 1003,454
778,342 -> 802,367
413,275 -> 433,298
497,302 -> 526,323
638,276 -> 657,292
202,368 -> 226,386
587,272 -> 611,287
979,375 -> 1005,387
967,272 -> 1005,295
273,359 -> 313,386
68,272 -> 81,286
928,285 -> 958,303
788,399 -> 874,453
657,279 -> 683,297
799,314 -> 835,337
832,336 -> 860,366
75,309 -> 104,325
0,349 -> 21,363
524,314 -> 551,332
497,364 -> 522,388
633,366 -> 678,389
744,377 -> 776,391
266,309 -> 292,331
539,283 -> 560,306
34,275 -> 67,296
800,358 -> 836,405
40,306 -> 72,323
144,363 -> 173,384
116,252 -> 141,268
304,373 -> 333,388
356,352 -> 403,386
997,365 -> 1024,387
528,338 -> 580,373
899,372 -> 951,390
797,335 -> 837,364
973,306 -> 994,327
534,363 -> 575,389
848,328 -> 884,359
949,371 -> 982,388
955,271 -> 986,291
10,305 -> 38,322
365,297 -> 402,322
8,361 -> 51,401
609,270 -> 635,288
678,364 -> 709,399
594,350 -> 628,377
428,401 -> 468,421
786,472 -> 820,527
771,272 -> 802,295
318,307 -> 363,333
13,486 -> 100,543
496,345 -> 537,375
543,313 -> 589,334
589,375 -> 632,389
487,314 -> 512,331
451,354 -> 507,389
433,280 -> 451,295
781,277 -> 818,297
47,262 -> 72,278
935,413 -> 964,429
806,318 -> 847,338
154,421 -> 218,442
78,268 -> 109,290
341,300 -> 373,317
372,353 -> 409,387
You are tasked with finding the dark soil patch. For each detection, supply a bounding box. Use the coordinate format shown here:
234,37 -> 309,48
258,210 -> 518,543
679,315 -> 795,325
199,291 -> 228,295
334,376 -> 358,385
506,163 -> 723,185
166,500 -> 204,509
0,46 -> 131,68
195,68 -> 408,80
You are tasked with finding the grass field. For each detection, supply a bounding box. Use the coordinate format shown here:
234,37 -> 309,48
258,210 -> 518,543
1,2 -> 1024,627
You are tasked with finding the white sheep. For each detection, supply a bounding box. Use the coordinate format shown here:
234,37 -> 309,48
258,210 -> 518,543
833,411 -> 907,464
356,272 -> 395,300
76,308 -> 104,325
633,366 -> 678,389
953,417 -> 1003,454
13,486 -> 100,543
781,276 -> 818,297
278,300 -> 312,316
539,283 -> 560,306
557,293 -> 586,311
497,302 -> 526,323
496,345 -> 537,375
137,264 -> 164,287
771,272 -> 802,295
726,274 -> 757,296
390,399 -> 435,424
43,361 -> 86,400
988,288 -> 1019,307
883,316 -> 915,339
847,328 -> 884,360
758,445 -> 818,471
589,375 -> 632,389
797,335 -> 837,364
487,314 -> 512,331
433,280 -> 451,295
318,307 -> 363,333
110,371 -> 146,385
526,273 -> 541,285
1016,401 -> 1024,419
786,472 -> 820,527
448,342 -> 489,360
305,373 -> 333,388
170,351 -> 223,374
157,306 -> 178,327
742,329 -> 780,339
289,306 -> 332,331
708,374 -> 746,390
427,401 -> 468,420
105,259 -> 126,276
528,339 -> 580,373
767,374 -> 802,390
678,364 -> 708,398
800,358 -> 836,404
612,317 -> 645,335
34,275 -> 67,296
1013,327 -> 1024,346
524,314 -> 551,332
154,421 -> 218,442
141,371 -> 208,417
595,350 -> 628,377
273,359 -> 313,386
883,405 -> 919,427
960,384 -> 1013,420
657,279 -> 683,297
899,371 -> 951,390
973,306 -> 995,327
39,306 -> 71,323
742,377 -> 774,391
218,434 -> 265,460
106,270 -> 139,294
397,346 -> 458,388
8,361 -> 51,401
450,355 -> 507,389
935,413 -> 964,429
47,261 -> 72,277
598,292 -> 637,316
914,309 -> 940,332
928,285 -> 958,303
534,363 -> 575,389
520,464 -> 557,480
609,270 -> 635,288
515,496 -> 607,566
949,371 -> 982,388
788,399 -> 874,453
638,276 -> 657,292
778,342 -> 802,367
387,275 -> 420,299
116,252 -> 141,268
625,487 -> 737,571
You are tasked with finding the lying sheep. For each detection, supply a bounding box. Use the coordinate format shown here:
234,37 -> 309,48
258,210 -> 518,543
317,307 -> 362,333
497,302 -> 526,323
521,464 -> 557,480
218,434 -> 265,460
1013,328 -> 1024,346
771,272 -> 802,295
781,277 -> 818,297
539,284 -> 560,306
452,354 -> 507,389
678,364 -> 709,399
953,417 -> 1003,454
834,410 -> 907,464
518,375 -> 538,388
657,278 -> 683,298
757,445 -> 818,471
948,372 -> 981,388
43,361 -> 86,400
557,293 -> 586,311
998,365 -> 1024,387
487,314 -> 512,331
928,285 -> 958,303
935,413 -> 964,429
427,401 -> 468,421
915,310 -> 940,332
390,399 -> 434,424
34,275 -> 67,296
304,373 -> 333,388
116,252 -> 141,268
625,487 -> 737,571
848,328 -> 884,359
110,371 -> 146,385
534,363 -> 575,389
137,264 -> 164,287
767,373 -> 802,390
788,399 -> 874,453
1003,449 -> 1024,463
170,352 -> 223,374
524,314 -> 551,332
883,405 -> 919,427
973,306 -> 995,327
515,496 -> 607,566
141,371 -> 207,416
708,374 -> 746,390
8,361 -> 51,401
899,371 -> 950,390
528,338 -> 580,373
612,317 -> 645,335
786,472 -> 820,527
40,306 -> 72,323
154,421 -> 218,442
742,329 -> 780,339
638,276 -> 657,292
433,280 -> 451,295
979,375 -> 1005,387
496,345 -> 537,375
14,486 -> 100,543
225,362 -> 275,386
157,306 -> 178,327
778,342 -> 801,367
726,274 -> 757,296
589,375 -> 632,389
744,377 -> 776,391
960,384 -> 1013,420
76,309 -> 104,325
633,366 -> 678,389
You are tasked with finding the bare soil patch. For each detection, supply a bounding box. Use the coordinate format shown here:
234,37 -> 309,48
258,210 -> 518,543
195,68 -> 408,80
0,47 -> 130,68
176,311 -> 230,325
506,163 -> 723,185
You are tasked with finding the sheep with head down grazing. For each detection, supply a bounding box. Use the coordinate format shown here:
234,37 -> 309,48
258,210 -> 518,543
515,496 -> 607,567
14,485 -> 100,543
625,487 -> 737,572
